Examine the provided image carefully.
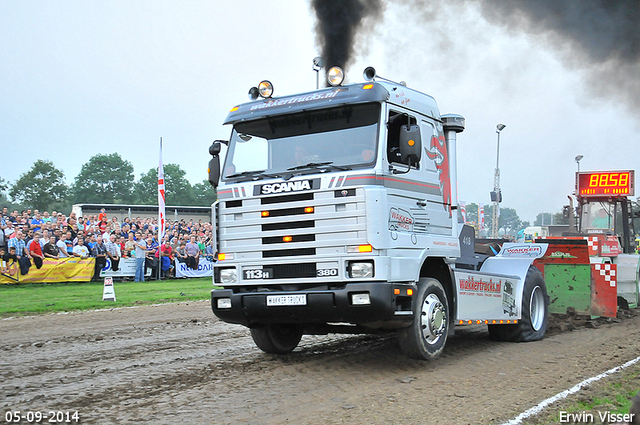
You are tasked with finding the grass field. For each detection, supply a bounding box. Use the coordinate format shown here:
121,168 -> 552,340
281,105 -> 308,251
523,363 -> 640,424
0,278 -> 214,317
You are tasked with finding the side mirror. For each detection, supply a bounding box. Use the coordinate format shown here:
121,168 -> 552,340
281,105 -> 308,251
208,141 -> 224,188
209,142 -> 222,156
399,124 -> 421,166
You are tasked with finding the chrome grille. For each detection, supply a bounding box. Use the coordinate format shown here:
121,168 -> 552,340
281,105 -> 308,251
218,187 -> 366,280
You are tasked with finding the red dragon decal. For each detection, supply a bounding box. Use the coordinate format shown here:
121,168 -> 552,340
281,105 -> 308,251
424,134 -> 451,216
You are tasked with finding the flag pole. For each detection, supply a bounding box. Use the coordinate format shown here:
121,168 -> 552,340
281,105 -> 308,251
158,137 -> 165,280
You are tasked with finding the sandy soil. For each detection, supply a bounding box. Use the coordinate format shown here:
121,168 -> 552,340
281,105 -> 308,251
1,301 -> 639,425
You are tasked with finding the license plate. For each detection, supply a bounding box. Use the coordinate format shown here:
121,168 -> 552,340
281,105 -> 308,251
266,295 -> 307,306
244,268 -> 273,280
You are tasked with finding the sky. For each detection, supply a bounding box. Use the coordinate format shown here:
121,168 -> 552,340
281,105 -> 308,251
1,0 -> 638,223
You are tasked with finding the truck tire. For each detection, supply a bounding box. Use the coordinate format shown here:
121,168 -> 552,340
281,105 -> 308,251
488,265 -> 548,342
397,278 -> 449,360
250,324 -> 304,354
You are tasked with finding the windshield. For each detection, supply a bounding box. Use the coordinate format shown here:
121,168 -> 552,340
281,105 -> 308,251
581,202 -> 614,232
222,103 -> 380,179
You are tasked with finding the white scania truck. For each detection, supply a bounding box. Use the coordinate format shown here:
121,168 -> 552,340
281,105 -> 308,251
207,66 -> 549,360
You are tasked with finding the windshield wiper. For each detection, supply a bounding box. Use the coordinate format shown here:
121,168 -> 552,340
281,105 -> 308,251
225,170 -> 266,179
287,162 -> 351,171
225,170 -> 282,181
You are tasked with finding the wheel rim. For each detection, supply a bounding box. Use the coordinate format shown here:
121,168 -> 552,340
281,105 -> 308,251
529,286 -> 545,331
420,293 -> 446,344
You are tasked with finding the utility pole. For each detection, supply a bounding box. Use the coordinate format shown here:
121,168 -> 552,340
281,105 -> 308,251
491,124 -> 506,238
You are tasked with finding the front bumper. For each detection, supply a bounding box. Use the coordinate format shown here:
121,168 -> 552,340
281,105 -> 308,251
211,282 -> 416,328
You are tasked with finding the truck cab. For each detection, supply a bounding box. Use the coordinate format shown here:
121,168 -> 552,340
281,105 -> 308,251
207,67 -> 548,359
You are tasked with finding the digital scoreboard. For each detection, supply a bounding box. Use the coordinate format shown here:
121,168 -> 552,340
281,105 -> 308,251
576,170 -> 634,198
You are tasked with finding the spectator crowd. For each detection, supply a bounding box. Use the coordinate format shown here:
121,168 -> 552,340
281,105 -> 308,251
0,207 -> 215,282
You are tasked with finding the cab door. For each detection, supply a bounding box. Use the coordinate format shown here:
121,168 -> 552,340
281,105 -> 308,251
384,109 -> 452,247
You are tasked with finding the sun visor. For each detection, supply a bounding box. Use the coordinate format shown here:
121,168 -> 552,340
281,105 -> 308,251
224,83 -> 389,125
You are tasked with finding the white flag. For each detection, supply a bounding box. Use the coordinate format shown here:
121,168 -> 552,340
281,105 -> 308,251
158,138 -> 166,243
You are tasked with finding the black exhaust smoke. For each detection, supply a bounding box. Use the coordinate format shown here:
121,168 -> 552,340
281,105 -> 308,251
309,0 -> 639,110
379,0 -> 640,111
477,0 -> 640,111
478,0 -> 639,66
310,0 -> 384,73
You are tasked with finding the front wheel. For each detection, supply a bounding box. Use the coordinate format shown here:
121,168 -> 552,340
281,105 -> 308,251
488,265 -> 548,342
397,278 -> 449,360
250,324 -> 303,354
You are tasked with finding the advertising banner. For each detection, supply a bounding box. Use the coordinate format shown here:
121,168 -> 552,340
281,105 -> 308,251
0,257 -> 95,284
175,256 -> 215,278
99,257 -> 151,278
454,270 -> 522,321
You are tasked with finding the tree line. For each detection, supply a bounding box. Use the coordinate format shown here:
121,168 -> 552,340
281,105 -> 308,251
461,200 -> 640,238
460,203 -> 570,236
1,153 -> 217,213
3,156 -> 637,236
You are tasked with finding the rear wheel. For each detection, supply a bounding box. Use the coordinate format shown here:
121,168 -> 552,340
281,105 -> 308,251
250,324 -> 303,354
397,278 -> 449,360
488,265 -> 548,342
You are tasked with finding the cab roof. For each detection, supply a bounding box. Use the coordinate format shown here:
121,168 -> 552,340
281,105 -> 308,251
224,81 -> 441,125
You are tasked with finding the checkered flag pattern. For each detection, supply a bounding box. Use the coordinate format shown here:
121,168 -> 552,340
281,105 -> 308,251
584,236 -> 599,256
594,263 -> 617,287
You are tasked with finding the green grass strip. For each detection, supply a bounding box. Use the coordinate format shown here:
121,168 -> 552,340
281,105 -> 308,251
0,278 -> 216,317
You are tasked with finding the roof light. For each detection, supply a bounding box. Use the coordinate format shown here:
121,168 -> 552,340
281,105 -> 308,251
258,80 -> 273,98
327,66 -> 344,86
230,106 -> 240,112
248,87 -> 259,100
362,84 -> 374,90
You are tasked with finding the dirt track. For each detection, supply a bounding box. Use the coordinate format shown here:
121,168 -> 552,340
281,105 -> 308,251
1,301 -> 639,425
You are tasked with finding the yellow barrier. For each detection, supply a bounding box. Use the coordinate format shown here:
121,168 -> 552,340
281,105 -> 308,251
0,257 -> 95,284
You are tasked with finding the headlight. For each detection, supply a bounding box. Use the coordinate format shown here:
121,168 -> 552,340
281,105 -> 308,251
351,293 -> 371,305
348,261 -> 374,278
216,298 -> 232,309
220,268 -> 237,284
327,66 -> 345,86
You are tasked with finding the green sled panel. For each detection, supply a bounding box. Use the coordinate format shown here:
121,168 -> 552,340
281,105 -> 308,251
545,264 -> 591,315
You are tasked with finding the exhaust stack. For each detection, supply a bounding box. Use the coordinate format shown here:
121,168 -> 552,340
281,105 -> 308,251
442,114 -> 465,233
